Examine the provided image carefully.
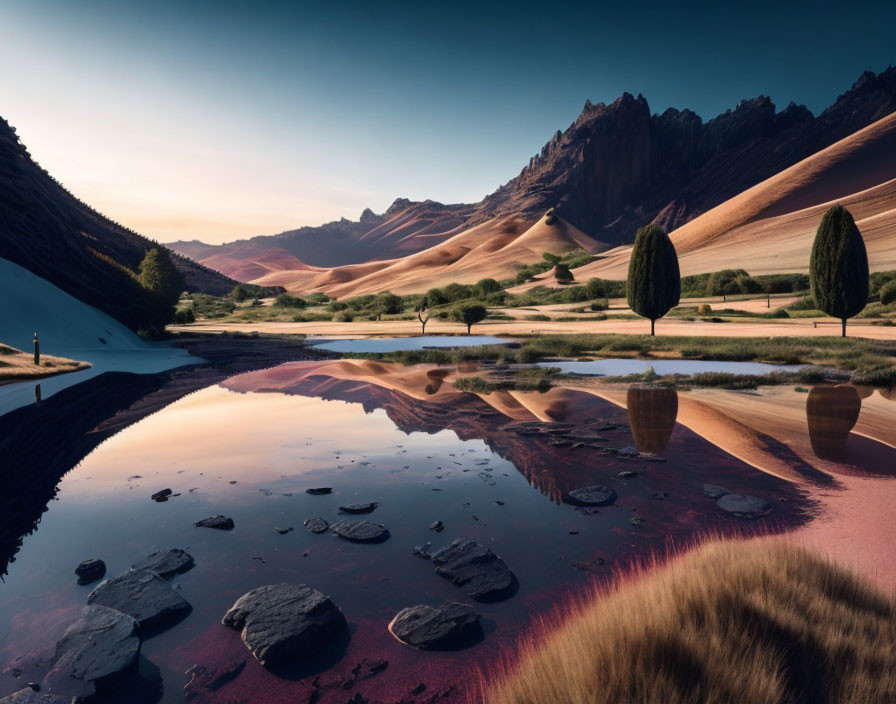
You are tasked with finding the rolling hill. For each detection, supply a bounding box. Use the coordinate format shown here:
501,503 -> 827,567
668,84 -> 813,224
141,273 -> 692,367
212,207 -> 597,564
0,116 -> 236,330
169,67 -> 896,290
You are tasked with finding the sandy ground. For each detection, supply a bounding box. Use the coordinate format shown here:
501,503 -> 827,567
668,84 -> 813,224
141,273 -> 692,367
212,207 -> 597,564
497,295 -> 802,317
171,315 -> 896,340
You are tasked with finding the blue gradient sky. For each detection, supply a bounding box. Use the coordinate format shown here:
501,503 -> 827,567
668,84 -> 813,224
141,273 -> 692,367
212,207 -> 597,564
1,0 -> 893,244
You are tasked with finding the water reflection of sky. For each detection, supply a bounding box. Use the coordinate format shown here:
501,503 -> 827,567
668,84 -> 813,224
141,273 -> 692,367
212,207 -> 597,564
1,361 -> 894,703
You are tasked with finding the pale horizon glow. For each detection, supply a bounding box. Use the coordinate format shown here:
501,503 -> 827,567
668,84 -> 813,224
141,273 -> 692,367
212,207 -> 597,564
0,1 -> 893,245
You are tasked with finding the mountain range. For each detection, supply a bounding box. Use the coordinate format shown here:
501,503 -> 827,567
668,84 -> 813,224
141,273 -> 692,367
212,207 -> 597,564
168,67 -> 896,297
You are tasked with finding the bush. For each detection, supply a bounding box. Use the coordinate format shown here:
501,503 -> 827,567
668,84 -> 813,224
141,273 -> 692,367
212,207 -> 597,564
589,299 -> 608,312
274,293 -> 307,308
697,304 -> 712,315
554,263 -> 574,283
173,308 -> 195,324
332,311 -> 354,322
880,280 -> 896,305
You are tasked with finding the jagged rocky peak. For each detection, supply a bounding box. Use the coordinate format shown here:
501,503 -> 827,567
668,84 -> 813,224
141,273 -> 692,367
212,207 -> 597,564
359,207 -> 379,223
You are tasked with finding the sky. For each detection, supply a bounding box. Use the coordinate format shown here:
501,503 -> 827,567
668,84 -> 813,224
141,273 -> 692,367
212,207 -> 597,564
0,0 -> 893,245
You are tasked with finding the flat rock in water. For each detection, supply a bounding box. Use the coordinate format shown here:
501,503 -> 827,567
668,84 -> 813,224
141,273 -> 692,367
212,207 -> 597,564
194,515 -> 234,530
717,493 -> 770,518
430,538 -> 514,600
303,517 -> 329,534
306,487 -> 332,495
339,502 -> 378,514
331,520 -> 389,543
0,689 -> 69,703
75,559 -> 106,585
429,521 -> 444,532
132,548 -> 195,579
43,605 -> 140,702
222,583 -> 345,666
87,569 -> 192,629
704,484 -> 731,499
388,603 -> 481,650
151,488 -> 172,502
567,485 -> 617,506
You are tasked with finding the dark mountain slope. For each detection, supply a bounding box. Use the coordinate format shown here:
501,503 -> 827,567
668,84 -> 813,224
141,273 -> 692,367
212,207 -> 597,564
0,117 -> 236,329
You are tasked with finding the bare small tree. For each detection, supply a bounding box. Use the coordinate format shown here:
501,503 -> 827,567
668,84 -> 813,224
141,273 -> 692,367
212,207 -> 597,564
417,299 -> 432,335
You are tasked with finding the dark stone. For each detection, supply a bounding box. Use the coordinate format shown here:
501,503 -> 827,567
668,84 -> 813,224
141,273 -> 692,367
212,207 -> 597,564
222,583 -> 345,666
303,517 -> 329,534
717,493 -> 770,518
429,520 -> 444,532
413,542 -> 432,559
306,487 -> 332,495
194,515 -> 234,530
339,502 -> 378,514
275,527 -> 293,535
331,520 -> 389,543
132,548 -> 194,579
75,559 -> 106,585
430,538 -> 514,600
43,605 -> 140,703
703,484 -> 731,499
617,470 -> 638,478
388,603 -> 481,650
151,489 -> 172,502
87,569 -> 192,630
567,485 -> 617,506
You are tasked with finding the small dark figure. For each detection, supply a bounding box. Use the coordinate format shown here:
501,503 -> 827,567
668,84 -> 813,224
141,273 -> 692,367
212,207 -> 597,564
35,384 -> 41,403
33,332 -> 40,365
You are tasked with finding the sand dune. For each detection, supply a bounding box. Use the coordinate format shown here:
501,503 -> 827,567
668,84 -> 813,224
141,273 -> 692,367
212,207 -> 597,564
251,214 -> 607,297
549,111 -> 896,282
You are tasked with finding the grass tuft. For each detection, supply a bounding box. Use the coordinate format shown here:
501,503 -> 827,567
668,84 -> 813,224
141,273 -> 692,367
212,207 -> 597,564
479,538 -> 896,704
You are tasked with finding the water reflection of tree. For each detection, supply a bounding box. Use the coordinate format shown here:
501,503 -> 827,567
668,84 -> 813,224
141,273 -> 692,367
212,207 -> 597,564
806,385 -> 861,461
626,385 -> 678,454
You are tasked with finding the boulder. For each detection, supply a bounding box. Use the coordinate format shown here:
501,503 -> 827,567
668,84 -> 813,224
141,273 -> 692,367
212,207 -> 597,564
303,517 -> 329,534
194,515 -> 234,530
567,485 -> 617,506
87,569 -> 192,630
132,549 -> 194,579
306,487 -> 332,495
430,538 -> 514,600
339,502 -> 378,514
388,603 -> 481,650
703,484 -> 731,499
331,520 -> 389,543
43,605 -> 140,702
717,493 -> 770,518
151,489 -> 172,502
428,521 -> 444,533
75,559 -> 106,585
222,583 -> 345,666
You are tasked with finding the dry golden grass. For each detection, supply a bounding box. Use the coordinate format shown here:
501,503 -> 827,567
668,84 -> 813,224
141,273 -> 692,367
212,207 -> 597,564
479,538 -> 896,704
0,343 -> 90,383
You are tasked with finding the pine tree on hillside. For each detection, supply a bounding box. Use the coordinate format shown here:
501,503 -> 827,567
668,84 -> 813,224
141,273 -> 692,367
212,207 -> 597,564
626,224 -> 681,336
137,247 -> 183,334
809,205 -> 869,337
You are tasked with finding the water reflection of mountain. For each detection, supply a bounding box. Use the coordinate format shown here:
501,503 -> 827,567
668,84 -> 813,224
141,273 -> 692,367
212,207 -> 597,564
626,386 -> 678,454
223,362 -> 813,538
0,341 -> 334,578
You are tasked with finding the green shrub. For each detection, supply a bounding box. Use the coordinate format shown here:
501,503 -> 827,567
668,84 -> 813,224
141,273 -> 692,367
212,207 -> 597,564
274,293 -> 307,308
880,280 -> 896,305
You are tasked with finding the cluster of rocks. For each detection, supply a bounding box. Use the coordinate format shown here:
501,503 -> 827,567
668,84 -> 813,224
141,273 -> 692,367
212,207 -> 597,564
3,548 -> 195,703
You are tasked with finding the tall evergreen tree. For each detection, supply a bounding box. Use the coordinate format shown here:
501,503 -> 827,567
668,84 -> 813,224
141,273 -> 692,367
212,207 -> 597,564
626,225 -> 680,335
809,205 -> 869,337
137,247 -> 183,334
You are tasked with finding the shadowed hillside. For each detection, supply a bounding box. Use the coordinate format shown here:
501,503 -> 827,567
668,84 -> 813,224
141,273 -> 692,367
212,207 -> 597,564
0,116 -> 237,330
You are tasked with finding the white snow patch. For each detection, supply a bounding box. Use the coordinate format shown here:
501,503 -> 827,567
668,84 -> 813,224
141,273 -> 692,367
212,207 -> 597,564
0,257 -> 200,415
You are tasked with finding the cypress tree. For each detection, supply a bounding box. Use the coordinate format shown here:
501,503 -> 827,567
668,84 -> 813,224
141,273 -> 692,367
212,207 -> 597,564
809,205 -> 869,337
626,224 -> 680,336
